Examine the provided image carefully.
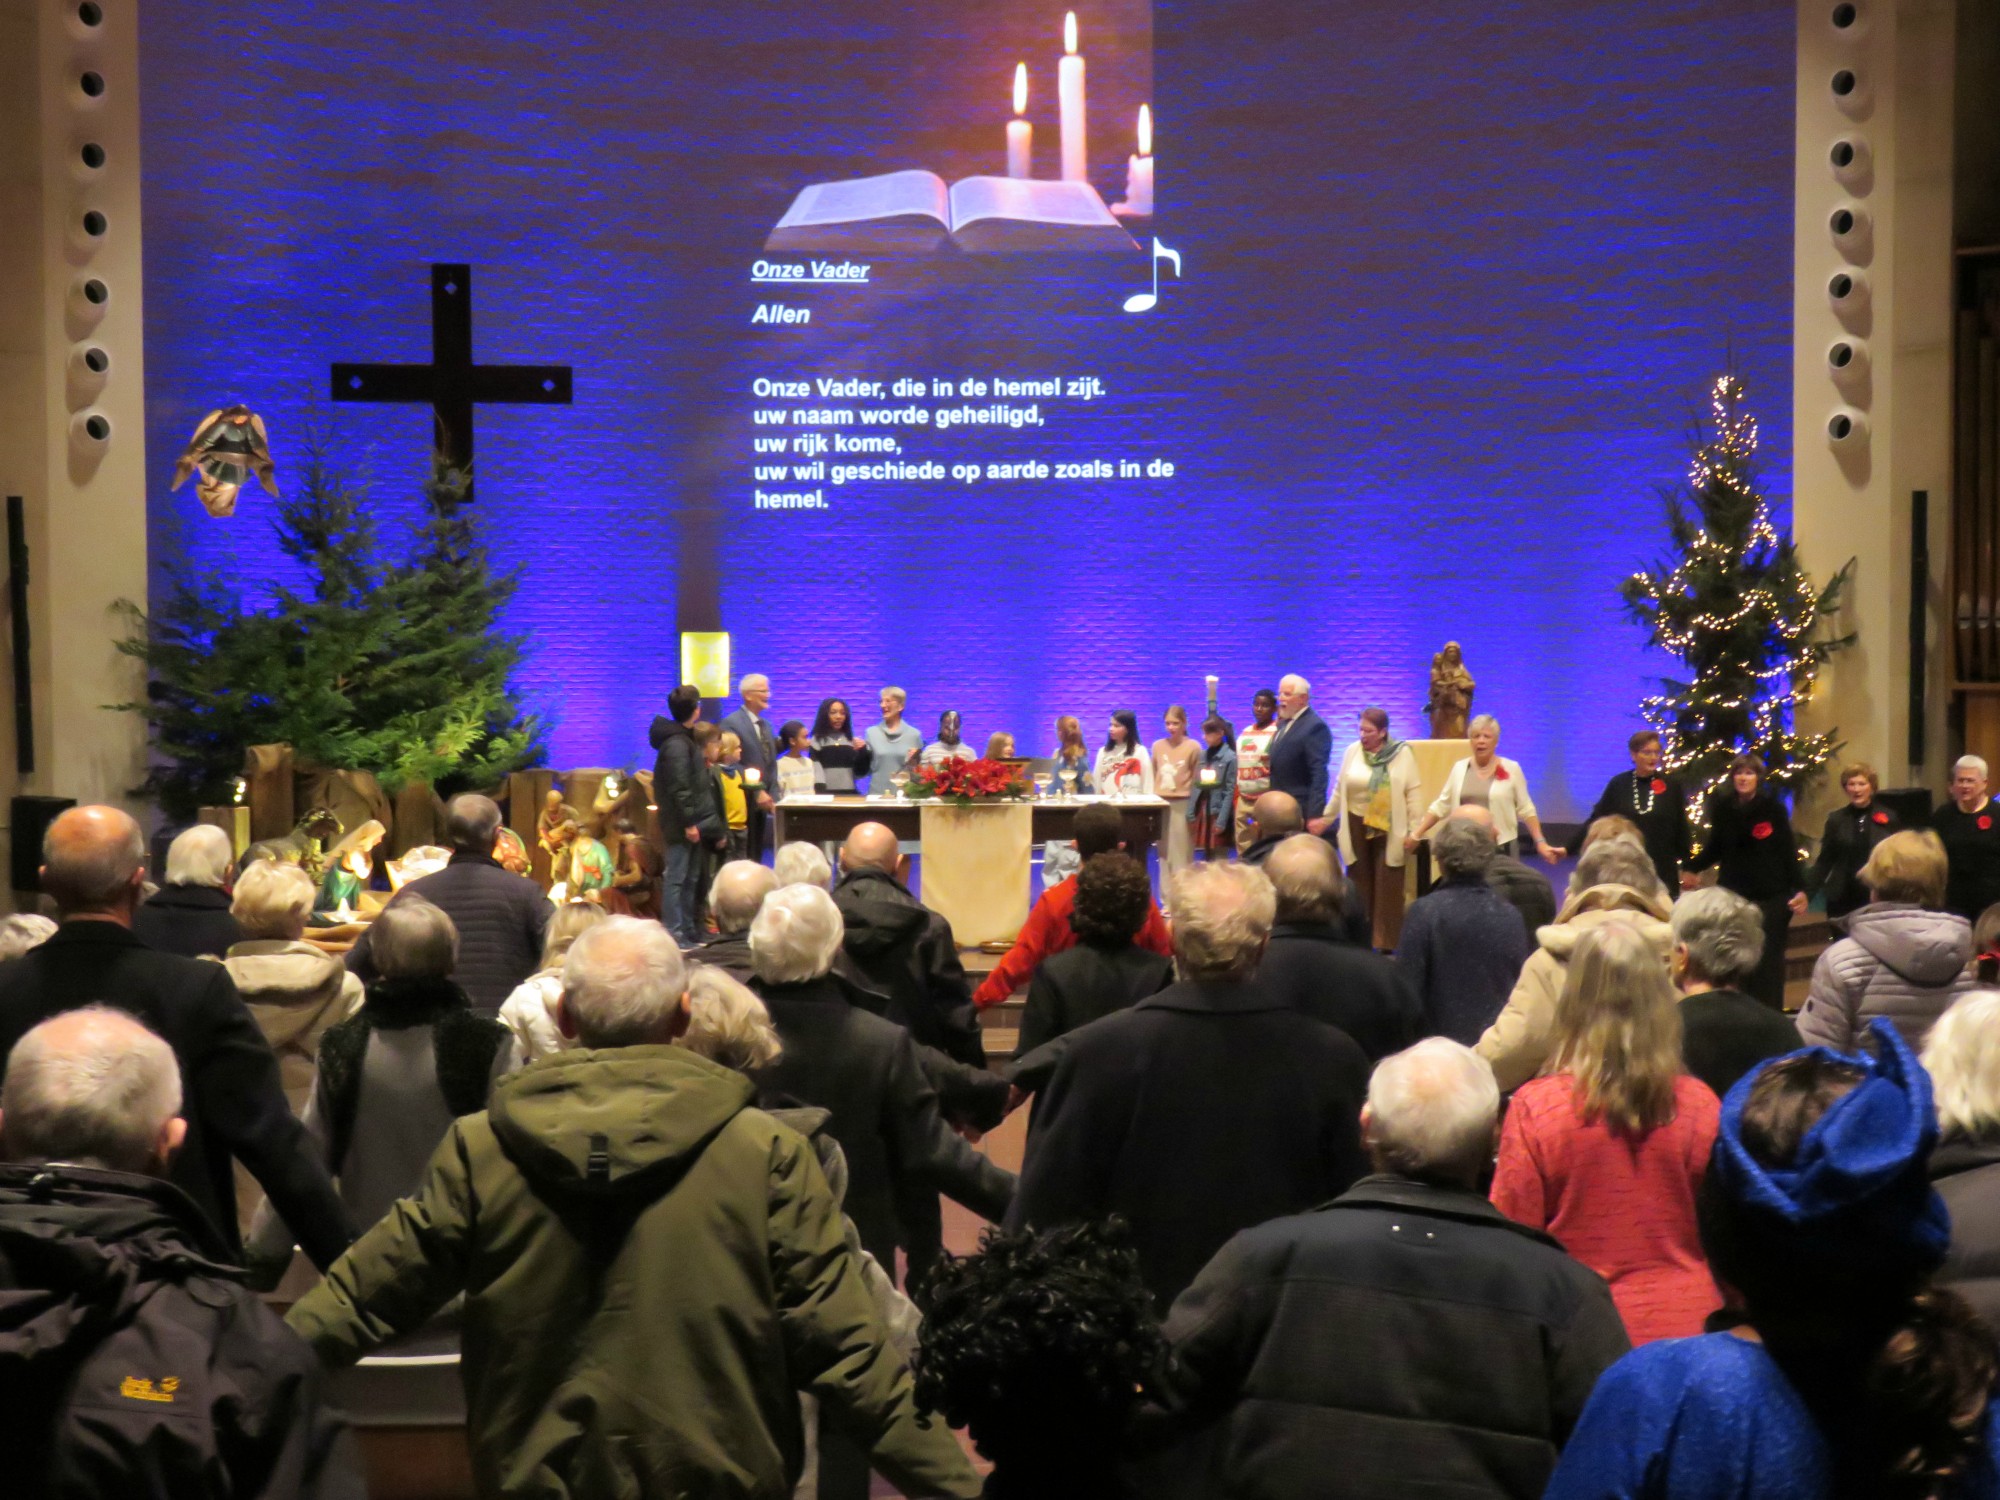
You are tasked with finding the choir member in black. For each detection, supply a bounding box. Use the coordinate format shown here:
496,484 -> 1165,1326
1812,761 -> 1902,921
1682,753 -> 1805,1010
1933,754 -> 2000,922
808,698 -> 874,795
1568,730 -> 1692,893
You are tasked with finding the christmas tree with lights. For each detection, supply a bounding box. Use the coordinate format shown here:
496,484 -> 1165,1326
1622,374 -> 1852,803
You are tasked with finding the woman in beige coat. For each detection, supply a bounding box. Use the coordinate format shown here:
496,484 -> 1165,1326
224,860 -> 363,1115
1476,836 -> 1674,1092
1323,707 -> 1426,949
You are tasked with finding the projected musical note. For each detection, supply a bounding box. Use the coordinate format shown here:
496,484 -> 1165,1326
1123,237 -> 1181,314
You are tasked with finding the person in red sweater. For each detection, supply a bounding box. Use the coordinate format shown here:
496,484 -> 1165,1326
974,804 -> 1173,1007
1492,919 -> 1722,1345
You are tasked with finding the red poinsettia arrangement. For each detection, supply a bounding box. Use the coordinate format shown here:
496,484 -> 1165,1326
904,757 -> 1030,806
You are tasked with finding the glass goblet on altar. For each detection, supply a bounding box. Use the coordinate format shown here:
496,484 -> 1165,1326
1033,772 -> 1054,800
1059,768 -> 1078,801
890,770 -> 911,800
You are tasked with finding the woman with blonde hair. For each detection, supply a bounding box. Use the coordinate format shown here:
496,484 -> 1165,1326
1924,989 -> 2000,1330
497,900 -> 611,1063
1798,828 -> 1973,1054
1493,920 -> 1722,1344
225,860 -> 364,1115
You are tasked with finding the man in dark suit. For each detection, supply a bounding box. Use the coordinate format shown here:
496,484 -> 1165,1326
1267,674 -> 1333,822
1011,861 -> 1370,1309
1258,834 -> 1421,1060
0,806 -> 352,1269
347,795 -> 550,1011
718,673 -> 779,860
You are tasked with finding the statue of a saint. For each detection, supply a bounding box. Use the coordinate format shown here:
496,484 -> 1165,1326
1426,642 -> 1476,740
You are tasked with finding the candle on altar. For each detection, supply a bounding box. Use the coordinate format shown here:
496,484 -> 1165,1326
1058,12 -> 1087,183
1006,63 -> 1032,179
1122,104 -> 1154,215
742,766 -> 763,788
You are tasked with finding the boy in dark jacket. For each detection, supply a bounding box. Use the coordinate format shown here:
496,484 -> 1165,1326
0,1008 -> 360,1499
650,684 -> 713,943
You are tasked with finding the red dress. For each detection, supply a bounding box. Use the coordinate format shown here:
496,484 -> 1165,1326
1492,1072 -> 1722,1345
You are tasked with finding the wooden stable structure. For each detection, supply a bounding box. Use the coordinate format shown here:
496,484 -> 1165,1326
1953,247 -> 2000,762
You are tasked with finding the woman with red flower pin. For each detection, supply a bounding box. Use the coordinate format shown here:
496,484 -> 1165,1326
1570,731 -> 1694,895
1812,761 -> 1902,921
1932,755 -> 2000,923
1682,754 -> 1805,1010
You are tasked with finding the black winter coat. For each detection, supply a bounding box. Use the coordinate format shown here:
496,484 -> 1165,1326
0,922 -> 353,1269
132,882 -> 247,959
648,714 -> 713,836
1689,788 -> 1801,901
1017,941 -> 1174,1056
1679,987 -> 1802,1101
1485,854 -> 1558,940
832,868 -> 984,1067
751,973 -> 1016,1282
0,1163 -> 363,1499
1256,921 -> 1422,1061
1149,1176 -> 1629,1500
1814,800 -> 1902,918
1011,977 -> 1370,1310
1932,1137 -> 2000,1334
346,852 -> 551,1012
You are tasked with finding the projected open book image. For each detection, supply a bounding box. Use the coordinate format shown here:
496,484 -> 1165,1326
765,171 -> 1139,256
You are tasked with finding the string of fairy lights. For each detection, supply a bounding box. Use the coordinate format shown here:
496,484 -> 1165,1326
1624,375 -> 1846,803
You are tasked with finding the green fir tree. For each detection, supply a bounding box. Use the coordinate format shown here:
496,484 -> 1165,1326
1622,373 -> 1852,805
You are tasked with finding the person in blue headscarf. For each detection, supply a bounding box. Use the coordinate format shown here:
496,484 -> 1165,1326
1547,1017 -> 2000,1500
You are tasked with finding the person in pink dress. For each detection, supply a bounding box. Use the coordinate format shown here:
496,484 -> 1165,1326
1492,919 -> 1722,1345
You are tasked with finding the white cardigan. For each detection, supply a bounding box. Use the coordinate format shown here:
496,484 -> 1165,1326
1427,755 -> 1540,848
1326,741 -> 1425,867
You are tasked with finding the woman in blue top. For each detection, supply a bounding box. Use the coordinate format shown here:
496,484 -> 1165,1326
1547,1017 -> 2000,1500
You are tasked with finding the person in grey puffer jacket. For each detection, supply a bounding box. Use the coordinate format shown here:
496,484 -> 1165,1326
1797,829 -> 1974,1053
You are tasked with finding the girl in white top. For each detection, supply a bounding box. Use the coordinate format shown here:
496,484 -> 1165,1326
1151,705 -> 1203,876
1410,714 -> 1562,862
1094,710 -> 1155,797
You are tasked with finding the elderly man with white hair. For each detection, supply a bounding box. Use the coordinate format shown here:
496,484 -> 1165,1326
1264,673 -> 1333,817
1934,754 -> 2000,921
691,858 -> 780,982
289,914 -> 980,1500
1011,861 -> 1370,1309
0,805 -> 353,1270
720,673 -> 781,857
1153,1039 -> 1628,1499
132,822 -> 246,958
0,1007 -> 361,1496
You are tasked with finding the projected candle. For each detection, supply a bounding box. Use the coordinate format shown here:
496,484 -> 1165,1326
1006,63 -> 1032,178
1122,105 -> 1154,215
1058,12 -> 1087,183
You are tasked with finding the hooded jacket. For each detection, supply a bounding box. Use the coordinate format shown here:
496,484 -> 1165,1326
832,868 -> 983,1067
132,881 -> 247,959
286,1046 -> 977,1500
651,714 -> 721,839
1796,902 -> 1974,1054
1475,884 -> 1675,1093
0,1163 -> 359,1499
225,938 -> 364,1113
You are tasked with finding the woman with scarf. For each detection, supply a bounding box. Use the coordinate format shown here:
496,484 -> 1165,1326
1327,707 -> 1424,949
1546,1019 -> 2000,1500
1684,753 -> 1807,1010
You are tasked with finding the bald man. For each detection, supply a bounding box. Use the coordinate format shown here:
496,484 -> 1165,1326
0,1008 -> 361,1495
1241,790 -> 1306,867
832,822 -> 984,1069
0,806 -> 352,1269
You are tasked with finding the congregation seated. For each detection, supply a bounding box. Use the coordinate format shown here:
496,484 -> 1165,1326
1923,989 -> 2000,1332
496,898 -> 608,1063
1154,1038 -> 1629,1499
1477,834 -> 1672,1092
749,884 -> 1016,1288
1546,1021 -> 2000,1497
974,803 -> 1173,1007
1256,834 -> 1420,1061
1395,813 -> 1530,1045
833,822 -> 984,1067
1492,922 -> 1721,1345
1012,862 -> 1370,1309
0,1009 -> 360,1496
255,900 -> 511,1266
1669,886 -> 1801,1099
224,859 -> 364,1117
347,793 -> 550,1012
1016,852 -> 1173,1057
916,1220 -> 1164,1500
0,805 -> 352,1269
132,823 -> 246,959
690,858 -> 778,982
287,915 -> 979,1497
1798,828 -> 1974,1053
773,838 -> 833,888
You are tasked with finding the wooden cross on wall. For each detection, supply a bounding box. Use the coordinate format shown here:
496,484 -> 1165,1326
331,263 -> 572,495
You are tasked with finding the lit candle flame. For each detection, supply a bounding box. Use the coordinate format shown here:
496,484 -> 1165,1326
1138,103 -> 1152,157
334,897 -> 353,924
1064,10 -> 1078,55
1013,61 -> 1028,116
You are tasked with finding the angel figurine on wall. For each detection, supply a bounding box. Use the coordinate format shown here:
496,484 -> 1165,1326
170,405 -> 278,518
1426,642 -> 1475,740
